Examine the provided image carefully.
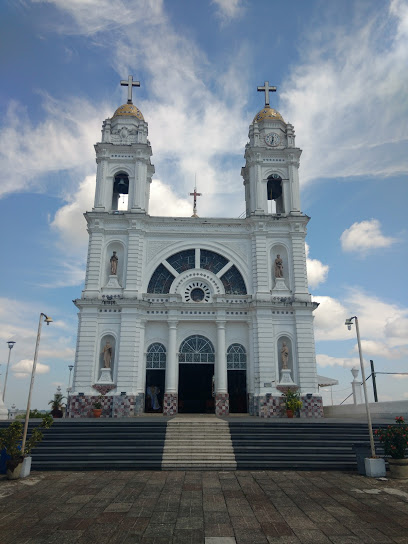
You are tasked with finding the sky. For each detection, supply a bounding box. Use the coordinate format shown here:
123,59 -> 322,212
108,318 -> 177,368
0,0 -> 407,410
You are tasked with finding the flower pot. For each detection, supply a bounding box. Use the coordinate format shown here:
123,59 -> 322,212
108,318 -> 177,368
388,458 -> 408,479
364,457 -> 386,478
20,456 -> 32,478
6,457 -> 24,480
286,409 -> 294,418
93,408 -> 102,418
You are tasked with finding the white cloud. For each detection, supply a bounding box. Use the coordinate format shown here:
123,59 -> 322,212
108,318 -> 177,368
356,340 -> 408,360
0,298 -> 76,369
314,289 -> 408,362
281,1 -> 408,183
313,296 -> 349,341
0,95 -> 108,198
391,374 -> 408,380
212,0 -> 245,24
150,179 -> 192,217
305,243 -> 329,289
12,359 -> 50,378
50,175 -> 95,250
340,219 -> 396,253
316,354 -> 362,369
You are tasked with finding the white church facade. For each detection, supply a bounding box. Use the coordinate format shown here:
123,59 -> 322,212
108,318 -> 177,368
68,79 -> 323,418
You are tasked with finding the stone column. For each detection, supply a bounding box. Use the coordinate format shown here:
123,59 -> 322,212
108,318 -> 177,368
163,321 -> 178,415
351,368 -> 363,405
215,321 -> 229,416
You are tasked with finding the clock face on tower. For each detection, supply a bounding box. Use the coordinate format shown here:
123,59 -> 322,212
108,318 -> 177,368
264,132 -> 281,147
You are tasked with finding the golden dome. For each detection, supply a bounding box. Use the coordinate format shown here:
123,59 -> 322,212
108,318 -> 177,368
112,103 -> 144,120
253,106 -> 284,123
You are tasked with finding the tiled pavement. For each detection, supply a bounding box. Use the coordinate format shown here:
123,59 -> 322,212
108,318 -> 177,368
0,470 -> 408,544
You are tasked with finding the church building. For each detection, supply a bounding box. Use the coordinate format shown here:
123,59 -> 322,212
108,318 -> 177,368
67,78 -> 323,418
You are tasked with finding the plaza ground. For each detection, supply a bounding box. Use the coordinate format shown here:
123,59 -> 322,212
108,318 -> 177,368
1,469 -> 408,543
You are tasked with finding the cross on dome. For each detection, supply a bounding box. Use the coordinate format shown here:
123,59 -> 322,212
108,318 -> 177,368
257,81 -> 277,107
120,75 -> 140,104
190,185 -> 202,218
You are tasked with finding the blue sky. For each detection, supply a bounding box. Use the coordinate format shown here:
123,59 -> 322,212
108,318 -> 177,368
0,0 -> 407,410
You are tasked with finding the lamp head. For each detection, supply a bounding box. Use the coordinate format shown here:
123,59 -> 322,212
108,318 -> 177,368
44,315 -> 53,326
7,341 -> 16,350
345,318 -> 354,330
68,365 -> 74,371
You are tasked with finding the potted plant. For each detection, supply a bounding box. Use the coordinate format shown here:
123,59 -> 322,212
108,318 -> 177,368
282,389 -> 302,418
92,396 -> 104,418
0,413 -> 53,479
375,416 -> 408,479
48,392 -> 66,418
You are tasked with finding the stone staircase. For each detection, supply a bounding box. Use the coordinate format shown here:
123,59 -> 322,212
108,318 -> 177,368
0,417 -> 386,472
161,416 -> 237,470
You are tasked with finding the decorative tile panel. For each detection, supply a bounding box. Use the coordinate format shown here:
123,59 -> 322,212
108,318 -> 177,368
300,395 -> 324,418
215,393 -> 229,416
163,393 -> 178,416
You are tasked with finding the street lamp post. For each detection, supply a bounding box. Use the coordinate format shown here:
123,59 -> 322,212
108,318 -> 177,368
345,316 -> 376,458
3,341 -> 16,403
68,365 -> 74,390
21,313 -> 52,454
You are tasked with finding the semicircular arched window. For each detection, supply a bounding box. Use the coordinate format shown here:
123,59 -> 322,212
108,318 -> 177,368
227,344 -> 247,370
146,343 -> 166,369
179,335 -> 215,363
147,249 -> 247,295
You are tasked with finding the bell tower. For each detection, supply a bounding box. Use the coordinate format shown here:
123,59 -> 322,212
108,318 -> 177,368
93,76 -> 154,214
241,82 -> 301,217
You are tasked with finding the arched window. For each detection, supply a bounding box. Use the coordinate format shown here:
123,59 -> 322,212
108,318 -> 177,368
147,248 -> 246,295
179,335 -> 215,363
227,344 -> 247,370
112,172 -> 129,211
147,264 -> 175,293
221,266 -> 247,295
267,174 -> 284,214
146,343 -> 166,369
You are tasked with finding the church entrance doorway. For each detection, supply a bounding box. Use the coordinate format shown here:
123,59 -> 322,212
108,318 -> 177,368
178,363 -> 214,413
145,343 -> 166,413
227,343 -> 248,413
178,335 -> 215,414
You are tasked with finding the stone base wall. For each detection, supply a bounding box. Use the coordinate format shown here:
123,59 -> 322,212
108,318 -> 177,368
300,395 -> 324,418
215,393 -> 229,416
163,393 -> 178,416
249,394 -> 324,418
67,393 -> 144,418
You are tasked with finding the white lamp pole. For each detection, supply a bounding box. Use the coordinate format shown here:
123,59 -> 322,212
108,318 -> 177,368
21,313 -> 52,454
3,341 -> 16,402
345,316 -> 376,458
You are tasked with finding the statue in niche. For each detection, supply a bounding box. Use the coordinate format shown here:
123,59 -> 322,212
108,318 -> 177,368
102,341 -> 113,368
274,255 -> 284,278
110,251 -> 118,275
281,341 -> 289,369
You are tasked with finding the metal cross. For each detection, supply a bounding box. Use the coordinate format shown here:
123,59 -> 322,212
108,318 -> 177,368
190,185 -> 202,218
120,75 -> 140,104
257,81 -> 277,107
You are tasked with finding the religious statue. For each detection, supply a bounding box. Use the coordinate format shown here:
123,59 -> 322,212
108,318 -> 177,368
102,341 -> 112,368
146,385 -> 161,411
274,254 -> 284,278
110,251 -> 118,275
281,342 -> 289,370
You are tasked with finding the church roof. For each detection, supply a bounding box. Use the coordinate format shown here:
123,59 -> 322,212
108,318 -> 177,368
112,103 -> 144,121
253,106 -> 284,123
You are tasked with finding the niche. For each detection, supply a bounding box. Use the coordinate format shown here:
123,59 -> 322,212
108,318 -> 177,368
277,335 -> 293,376
99,334 -> 116,373
271,245 -> 289,289
104,242 -> 125,286
267,174 -> 284,214
112,172 -> 129,211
